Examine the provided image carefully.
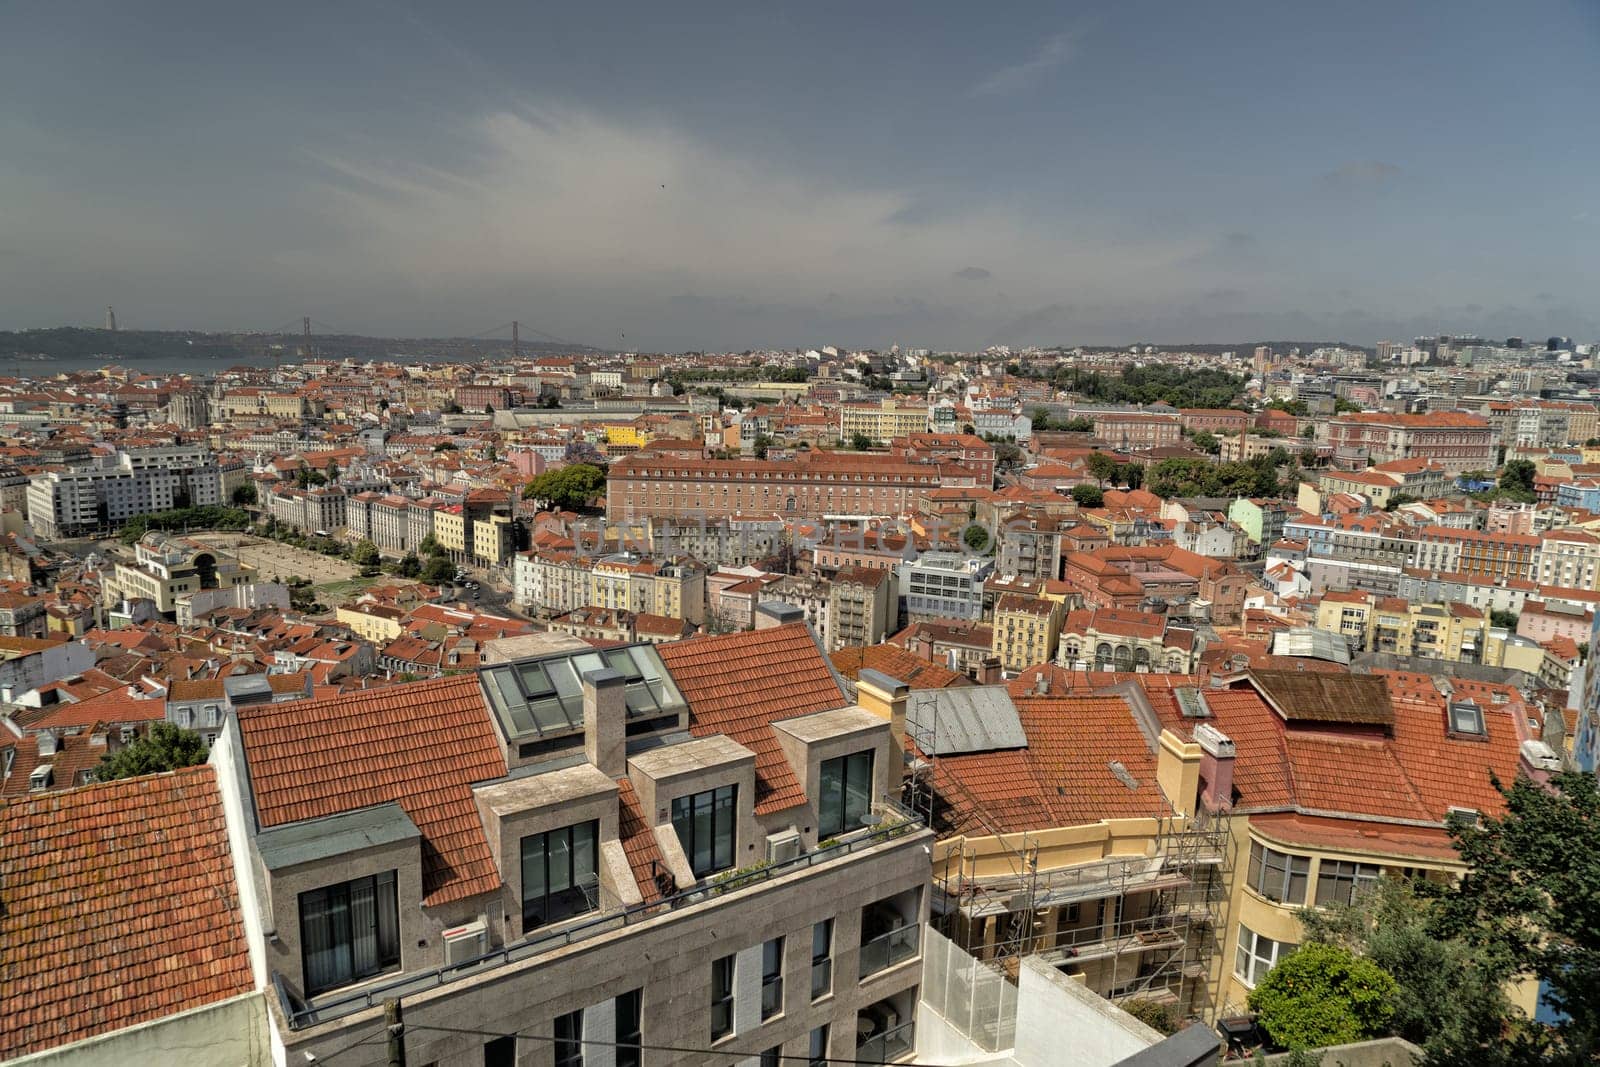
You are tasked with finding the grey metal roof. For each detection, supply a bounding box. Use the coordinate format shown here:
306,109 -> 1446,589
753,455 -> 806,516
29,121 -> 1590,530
257,802 -> 420,871
906,686 -> 1028,755
1268,626 -> 1351,665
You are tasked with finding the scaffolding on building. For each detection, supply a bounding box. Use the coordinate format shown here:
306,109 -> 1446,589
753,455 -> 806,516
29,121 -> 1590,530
904,689 -> 1235,1024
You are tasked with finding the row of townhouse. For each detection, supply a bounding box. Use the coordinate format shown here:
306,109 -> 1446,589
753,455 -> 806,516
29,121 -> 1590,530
1286,513 -> 1600,594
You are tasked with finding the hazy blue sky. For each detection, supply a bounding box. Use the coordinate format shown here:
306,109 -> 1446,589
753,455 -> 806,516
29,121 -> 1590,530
2,1 -> 1596,350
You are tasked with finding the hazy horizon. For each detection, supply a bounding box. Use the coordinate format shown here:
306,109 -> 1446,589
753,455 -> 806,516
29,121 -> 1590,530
3,2 -> 1595,351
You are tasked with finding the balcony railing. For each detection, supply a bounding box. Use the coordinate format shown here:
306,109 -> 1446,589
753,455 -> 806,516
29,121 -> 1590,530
856,1020 -> 916,1064
277,800 -> 923,1031
860,923 -> 920,979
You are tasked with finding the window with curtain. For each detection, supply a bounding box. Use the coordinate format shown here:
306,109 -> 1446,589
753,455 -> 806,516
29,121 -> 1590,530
1246,841 -> 1310,904
711,954 -> 735,1040
818,750 -> 874,838
1315,860 -> 1381,906
553,1008 -> 583,1067
521,821 -> 600,931
808,1024 -> 829,1067
615,989 -> 642,1067
671,784 -> 737,878
761,936 -> 785,1020
811,918 -> 833,1000
1234,924 -> 1295,987
298,870 -> 400,996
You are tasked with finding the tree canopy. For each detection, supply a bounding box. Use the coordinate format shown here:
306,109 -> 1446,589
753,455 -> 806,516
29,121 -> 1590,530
1431,771 -> 1600,1063
1070,484 -> 1104,508
1247,942 -> 1397,1050
95,723 -> 208,782
523,463 -> 607,510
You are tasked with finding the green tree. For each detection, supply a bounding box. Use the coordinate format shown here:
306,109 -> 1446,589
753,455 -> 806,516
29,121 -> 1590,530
1117,462 -> 1146,491
1071,484 -> 1104,508
962,523 -> 992,553
1498,460 -> 1537,503
849,432 -> 874,451
1248,942 -> 1396,1050
1061,416 -> 1095,432
1489,608 -> 1519,630
351,540 -> 380,567
1191,430 -> 1220,454
753,434 -> 774,460
1299,876 -> 1510,1062
1432,771 -> 1600,1063
230,483 -> 258,506
522,463 -> 608,510
95,723 -> 208,781
994,442 -> 1023,468
423,555 -> 456,583
397,553 -> 422,578
418,533 -> 442,557
1087,451 -> 1119,487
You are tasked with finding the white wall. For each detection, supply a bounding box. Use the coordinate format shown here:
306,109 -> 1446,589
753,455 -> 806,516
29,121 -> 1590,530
9,992 -> 269,1067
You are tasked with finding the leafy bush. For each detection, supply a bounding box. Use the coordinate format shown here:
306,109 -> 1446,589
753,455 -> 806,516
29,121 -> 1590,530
1248,942 -> 1395,1050
1121,998 -> 1178,1035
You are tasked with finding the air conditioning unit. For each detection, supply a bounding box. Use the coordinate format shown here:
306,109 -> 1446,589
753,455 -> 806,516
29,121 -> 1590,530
766,830 -> 803,865
442,918 -> 488,966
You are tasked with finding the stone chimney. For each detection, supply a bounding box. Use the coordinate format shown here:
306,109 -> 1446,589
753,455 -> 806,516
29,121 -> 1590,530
977,655 -> 1003,684
582,668 -> 626,778
1155,729 -> 1203,818
856,669 -> 908,787
1194,722 -> 1237,813
36,731 -> 58,758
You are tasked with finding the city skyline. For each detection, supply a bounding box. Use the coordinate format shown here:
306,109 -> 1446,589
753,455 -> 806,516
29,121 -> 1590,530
2,1 -> 1596,350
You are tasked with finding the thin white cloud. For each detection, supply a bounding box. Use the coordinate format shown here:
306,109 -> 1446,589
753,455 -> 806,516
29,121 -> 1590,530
294,103 -> 1198,313
970,34 -> 1073,97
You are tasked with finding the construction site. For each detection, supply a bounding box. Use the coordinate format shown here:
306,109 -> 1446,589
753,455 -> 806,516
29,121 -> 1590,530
885,676 -> 1238,1034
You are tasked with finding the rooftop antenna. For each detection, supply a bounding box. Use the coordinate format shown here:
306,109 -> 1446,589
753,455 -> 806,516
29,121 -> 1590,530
105,306 -> 117,331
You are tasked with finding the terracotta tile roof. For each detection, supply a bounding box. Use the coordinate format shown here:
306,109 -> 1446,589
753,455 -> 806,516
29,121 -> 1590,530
237,674 -> 507,905
927,694 -> 1166,835
829,644 -> 971,690
0,766 -> 253,1058
658,624 -> 846,815
616,778 -> 670,904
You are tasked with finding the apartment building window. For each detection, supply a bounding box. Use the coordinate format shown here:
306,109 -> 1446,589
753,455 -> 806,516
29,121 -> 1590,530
761,936 -> 785,1020
808,1025 -> 829,1067
811,918 -> 834,999
553,1008 -> 583,1067
521,820 -> 599,930
299,870 -> 400,996
760,1048 -> 781,1067
672,784 -> 737,878
1246,841 -> 1310,904
1316,860 -> 1381,907
1235,925 -> 1295,987
711,954 -> 735,1040
818,750 -> 874,838
615,988 -> 642,1067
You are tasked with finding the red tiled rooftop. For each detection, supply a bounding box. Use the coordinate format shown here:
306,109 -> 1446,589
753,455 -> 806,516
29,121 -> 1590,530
0,766 -> 253,1058
659,624 -> 846,815
237,674 -> 507,906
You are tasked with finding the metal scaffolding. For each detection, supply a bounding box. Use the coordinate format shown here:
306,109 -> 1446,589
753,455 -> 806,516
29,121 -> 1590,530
925,776 -> 1234,1023
903,685 -> 1236,1023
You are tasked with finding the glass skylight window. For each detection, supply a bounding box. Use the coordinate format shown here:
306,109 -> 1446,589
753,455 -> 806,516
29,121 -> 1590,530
481,644 -> 688,742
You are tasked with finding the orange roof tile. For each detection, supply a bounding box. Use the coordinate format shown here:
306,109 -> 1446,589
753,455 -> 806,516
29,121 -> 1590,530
237,674 -> 507,905
0,766 -> 253,1058
658,624 -> 846,815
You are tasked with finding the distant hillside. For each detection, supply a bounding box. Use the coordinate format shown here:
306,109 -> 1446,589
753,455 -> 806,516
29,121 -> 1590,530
0,327 -> 602,365
1059,341 -> 1374,356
